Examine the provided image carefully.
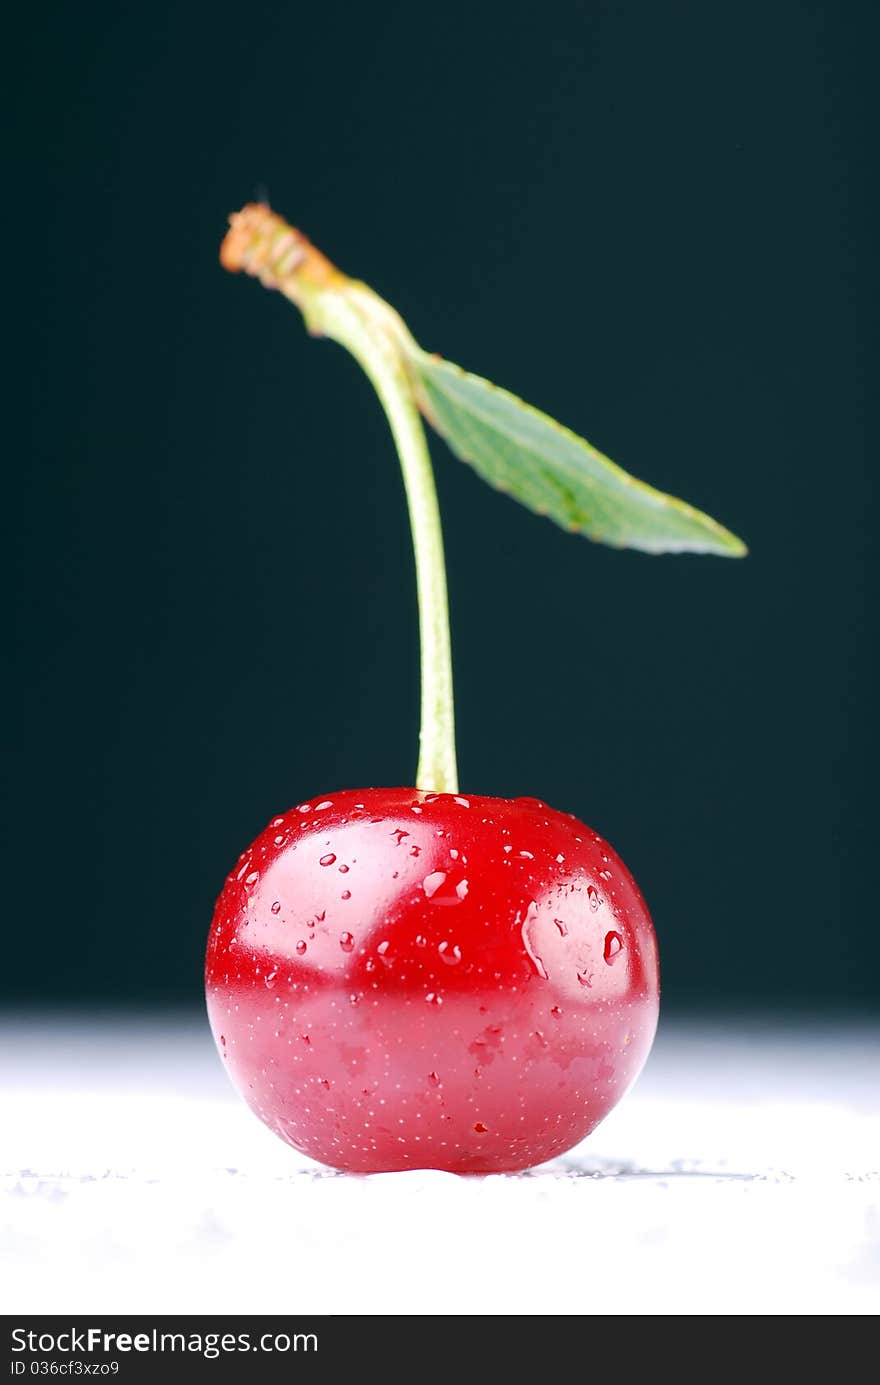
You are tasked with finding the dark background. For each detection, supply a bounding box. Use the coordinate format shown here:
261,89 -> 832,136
11,1 -> 875,1010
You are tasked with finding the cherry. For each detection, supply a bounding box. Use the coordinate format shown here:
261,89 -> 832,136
206,788 -> 658,1174
209,205 -> 740,1175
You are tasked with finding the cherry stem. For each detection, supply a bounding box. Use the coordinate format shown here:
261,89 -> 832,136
220,206 -> 459,794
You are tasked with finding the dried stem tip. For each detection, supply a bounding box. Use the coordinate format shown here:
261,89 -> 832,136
220,203 -> 342,297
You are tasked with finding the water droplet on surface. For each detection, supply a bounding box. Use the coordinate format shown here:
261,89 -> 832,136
604,931 -> 623,963
425,991 -> 443,1006
341,889 -> 351,900
391,828 -> 409,845
376,940 -> 391,964
409,845 -> 421,857
503,845 -> 512,854
338,863 -> 350,874
244,871 -> 260,890
551,1006 -> 562,1018
315,801 -> 333,811
599,869 -> 612,881
453,797 -> 470,808
297,804 -> 312,813
438,941 -> 462,965
319,853 -> 337,867
219,1034 -> 226,1047
556,854 -> 565,864
295,939 -> 307,956
423,871 -> 447,899
519,850 -> 534,860
265,970 -> 278,989
473,1122 -> 488,1134
274,834 -> 285,846
270,901 -> 281,915
521,901 -> 549,979
415,934 -> 427,948
577,970 -> 593,988
587,886 -> 600,911
553,918 -> 567,937
455,879 -> 469,900
271,817 -> 285,827
339,932 -> 355,952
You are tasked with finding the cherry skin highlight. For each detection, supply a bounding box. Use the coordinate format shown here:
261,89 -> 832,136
206,788 -> 659,1173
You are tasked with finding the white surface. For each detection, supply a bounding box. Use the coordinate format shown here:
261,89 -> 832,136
1,1013 -> 878,1315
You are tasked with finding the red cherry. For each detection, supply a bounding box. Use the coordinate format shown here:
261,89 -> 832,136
206,788 -> 659,1173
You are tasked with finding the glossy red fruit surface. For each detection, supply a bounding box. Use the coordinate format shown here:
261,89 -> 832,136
206,788 -> 659,1173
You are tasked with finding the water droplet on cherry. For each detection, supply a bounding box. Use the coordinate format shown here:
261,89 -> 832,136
423,871 -> 447,898
438,941 -> 462,965
604,931 -> 623,963
522,901 -> 548,980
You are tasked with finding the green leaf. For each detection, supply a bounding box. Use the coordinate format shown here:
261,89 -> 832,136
409,351 -> 746,557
